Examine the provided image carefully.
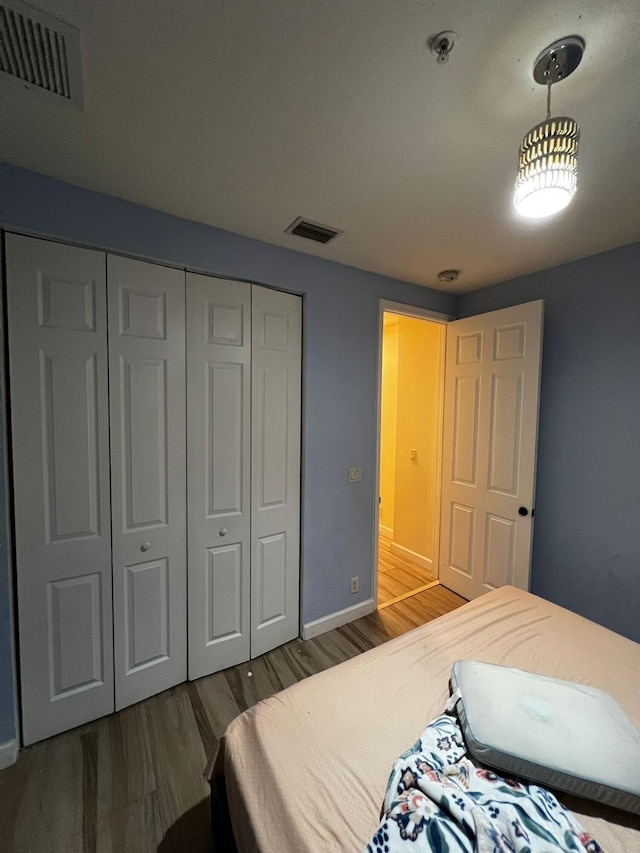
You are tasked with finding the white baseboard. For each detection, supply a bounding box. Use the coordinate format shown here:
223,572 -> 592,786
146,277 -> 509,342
390,542 -> 433,571
379,524 -> 393,538
0,738 -> 18,770
302,598 -> 376,640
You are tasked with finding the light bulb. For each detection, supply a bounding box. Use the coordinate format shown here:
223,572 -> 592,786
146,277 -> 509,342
514,185 -> 573,219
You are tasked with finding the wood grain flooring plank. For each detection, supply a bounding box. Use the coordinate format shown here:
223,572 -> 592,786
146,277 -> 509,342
96,702 -> 156,820
221,648 -> 295,713
192,672 -> 243,743
81,730 -> 98,853
375,601 -> 422,636
269,639 -> 335,684
244,647 -> 291,698
96,792 -> 164,853
186,681 -> 218,760
338,614 -> 392,652
222,663 -> 258,713
1,726 -> 88,852
399,585 -> 466,625
145,685 -> 210,849
377,531 -> 436,606
0,740 -> 37,845
300,633 -> 353,671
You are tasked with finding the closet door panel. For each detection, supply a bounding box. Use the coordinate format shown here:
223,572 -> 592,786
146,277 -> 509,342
6,234 -> 113,745
251,286 -> 301,657
108,256 -> 186,709
187,274 -> 251,679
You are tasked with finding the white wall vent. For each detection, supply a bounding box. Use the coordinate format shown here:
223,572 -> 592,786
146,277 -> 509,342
0,0 -> 82,107
285,217 -> 343,245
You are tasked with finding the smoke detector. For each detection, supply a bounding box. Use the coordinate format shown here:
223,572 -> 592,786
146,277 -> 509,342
437,269 -> 460,284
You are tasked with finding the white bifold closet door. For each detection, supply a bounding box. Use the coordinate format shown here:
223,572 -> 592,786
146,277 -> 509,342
107,255 -> 187,709
186,275 -> 301,678
186,274 -> 252,679
6,235 -> 114,745
250,286 -> 302,658
7,234 -> 300,738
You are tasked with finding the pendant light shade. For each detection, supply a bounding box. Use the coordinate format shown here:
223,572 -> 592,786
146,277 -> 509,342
514,36 -> 584,219
514,117 -> 580,218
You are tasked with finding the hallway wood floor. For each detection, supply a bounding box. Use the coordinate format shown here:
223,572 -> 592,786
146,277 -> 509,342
0,584 -> 465,853
377,529 -> 437,606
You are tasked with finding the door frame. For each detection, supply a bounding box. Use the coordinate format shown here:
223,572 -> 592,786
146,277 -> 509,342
372,300 -> 453,608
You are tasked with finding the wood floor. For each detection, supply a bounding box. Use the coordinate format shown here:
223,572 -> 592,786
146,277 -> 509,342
0,584 -> 465,853
377,529 -> 437,606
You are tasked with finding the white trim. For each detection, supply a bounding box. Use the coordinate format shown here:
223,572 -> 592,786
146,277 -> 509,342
301,598 -> 376,640
0,738 -> 18,770
379,524 -> 393,538
389,542 -> 433,571
431,324 -> 446,580
379,299 -> 453,323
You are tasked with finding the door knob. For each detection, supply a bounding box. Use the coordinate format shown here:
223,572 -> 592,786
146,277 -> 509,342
219,528 -> 228,537
518,507 -> 529,517
141,541 -> 151,552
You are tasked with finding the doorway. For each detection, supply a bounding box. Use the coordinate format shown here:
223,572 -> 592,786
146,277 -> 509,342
376,305 -> 448,608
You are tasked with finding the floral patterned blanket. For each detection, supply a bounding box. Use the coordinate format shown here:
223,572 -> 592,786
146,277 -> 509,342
364,715 -> 602,853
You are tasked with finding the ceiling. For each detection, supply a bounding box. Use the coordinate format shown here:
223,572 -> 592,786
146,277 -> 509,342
1,0 -> 639,293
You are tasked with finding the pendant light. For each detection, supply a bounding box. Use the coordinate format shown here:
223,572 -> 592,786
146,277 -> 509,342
514,36 -> 584,219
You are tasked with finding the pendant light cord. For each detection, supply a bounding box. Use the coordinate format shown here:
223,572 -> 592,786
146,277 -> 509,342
546,80 -> 552,120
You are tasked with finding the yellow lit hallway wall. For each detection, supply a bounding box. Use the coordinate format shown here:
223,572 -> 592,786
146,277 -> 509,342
393,316 -> 444,568
379,319 -> 399,534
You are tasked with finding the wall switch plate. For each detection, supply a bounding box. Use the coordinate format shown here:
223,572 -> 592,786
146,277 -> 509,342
348,467 -> 361,482
350,576 -> 359,593
410,449 -> 417,460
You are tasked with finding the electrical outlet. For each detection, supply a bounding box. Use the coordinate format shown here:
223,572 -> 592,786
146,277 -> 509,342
348,467 -> 361,483
350,576 -> 359,594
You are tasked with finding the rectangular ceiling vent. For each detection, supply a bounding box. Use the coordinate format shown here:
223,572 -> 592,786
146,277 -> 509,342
285,216 -> 343,245
0,0 -> 83,107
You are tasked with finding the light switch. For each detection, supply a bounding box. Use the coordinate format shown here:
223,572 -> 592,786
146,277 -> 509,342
410,449 -> 417,460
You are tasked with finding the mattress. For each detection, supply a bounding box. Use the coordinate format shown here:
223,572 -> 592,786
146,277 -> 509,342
209,586 -> 640,851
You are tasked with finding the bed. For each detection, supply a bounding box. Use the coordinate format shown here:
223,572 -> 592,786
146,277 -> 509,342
208,585 -> 640,851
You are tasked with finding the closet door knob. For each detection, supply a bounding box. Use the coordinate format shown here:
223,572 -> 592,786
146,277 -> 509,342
219,528 -> 228,537
140,541 -> 151,552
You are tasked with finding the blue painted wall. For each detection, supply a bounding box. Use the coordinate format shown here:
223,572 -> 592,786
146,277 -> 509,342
457,243 -> 640,643
0,163 -> 455,744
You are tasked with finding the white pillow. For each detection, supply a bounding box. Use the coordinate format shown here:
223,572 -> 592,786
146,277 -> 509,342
449,660 -> 640,815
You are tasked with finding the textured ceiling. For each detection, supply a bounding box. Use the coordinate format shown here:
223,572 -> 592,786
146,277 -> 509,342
1,0 -> 639,292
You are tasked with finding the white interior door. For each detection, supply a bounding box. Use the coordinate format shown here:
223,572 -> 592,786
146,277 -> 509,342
439,300 -> 544,600
6,234 -> 114,745
108,255 -> 187,710
186,274 -> 251,679
250,286 -> 302,658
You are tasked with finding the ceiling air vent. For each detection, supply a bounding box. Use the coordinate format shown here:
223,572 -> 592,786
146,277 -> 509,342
285,217 -> 343,245
0,0 -> 83,107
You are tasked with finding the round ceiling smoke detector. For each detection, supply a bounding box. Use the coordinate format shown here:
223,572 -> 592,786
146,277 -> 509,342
438,269 -> 459,284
